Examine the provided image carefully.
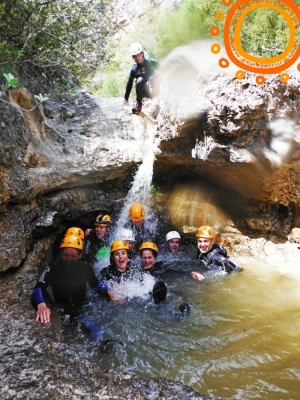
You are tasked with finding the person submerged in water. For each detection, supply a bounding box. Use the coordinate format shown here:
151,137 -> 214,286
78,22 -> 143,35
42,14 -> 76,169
84,214 -> 111,262
97,240 -> 139,301
195,225 -> 242,274
98,240 -> 167,303
32,235 -> 102,324
160,230 -> 181,256
124,202 -> 149,248
139,241 -> 162,277
140,241 -> 204,281
117,228 -> 139,264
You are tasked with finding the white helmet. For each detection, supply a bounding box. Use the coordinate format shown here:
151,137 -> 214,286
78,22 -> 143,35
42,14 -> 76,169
166,231 -> 181,242
118,228 -> 135,242
130,42 -> 143,56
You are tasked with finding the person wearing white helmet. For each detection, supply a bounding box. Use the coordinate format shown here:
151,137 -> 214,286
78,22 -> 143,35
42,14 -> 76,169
123,42 -> 157,114
118,228 -> 139,262
160,230 -> 183,257
165,231 -> 181,253
153,230 -> 203,281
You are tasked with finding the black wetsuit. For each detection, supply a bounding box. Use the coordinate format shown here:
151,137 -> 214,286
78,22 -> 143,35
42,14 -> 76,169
139,261 -> 164,278
197,244 -> 240,273
100,261 -> 136,283
32,259 -> 99,306
84,231 -> 109,262
159,244 -> 187,258
124,58 -> 157,107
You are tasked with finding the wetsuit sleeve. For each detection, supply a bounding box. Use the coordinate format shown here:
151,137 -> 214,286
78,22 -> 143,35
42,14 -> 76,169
85,263 -> 99,289
32,265 -> 51,306
150,58 -> 158,67
124,65 -> 136,100
97,280 -> 109,294
124,76 -> 134,100
210,253 -> 239,273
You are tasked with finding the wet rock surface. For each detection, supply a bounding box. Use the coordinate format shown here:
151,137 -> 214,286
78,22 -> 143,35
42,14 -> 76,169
0,88 -> 157,206
0,186 -> 128,272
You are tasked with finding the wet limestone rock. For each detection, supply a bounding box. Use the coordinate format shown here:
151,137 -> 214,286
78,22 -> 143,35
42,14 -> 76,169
0,88 -> 157,206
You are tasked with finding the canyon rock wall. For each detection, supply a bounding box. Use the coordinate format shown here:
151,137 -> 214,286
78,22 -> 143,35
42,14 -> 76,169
1,45 -> 300,272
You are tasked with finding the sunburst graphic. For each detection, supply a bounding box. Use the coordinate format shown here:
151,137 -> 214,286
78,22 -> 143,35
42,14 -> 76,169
210,0 -> 300,84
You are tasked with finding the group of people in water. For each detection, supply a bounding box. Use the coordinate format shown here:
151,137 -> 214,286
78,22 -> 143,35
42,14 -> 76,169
32,202 -> 242,325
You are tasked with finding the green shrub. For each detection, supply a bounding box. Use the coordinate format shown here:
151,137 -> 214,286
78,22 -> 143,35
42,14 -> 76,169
0,0 -> 108,78
96,73 -> 120,97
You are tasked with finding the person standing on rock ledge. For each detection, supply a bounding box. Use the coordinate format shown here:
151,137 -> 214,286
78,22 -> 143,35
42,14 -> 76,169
123,42 -> 157,114
32,235 -> 101,324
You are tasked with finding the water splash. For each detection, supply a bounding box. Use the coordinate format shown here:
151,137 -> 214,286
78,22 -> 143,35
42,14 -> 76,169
108,273 -> 156,301
113,152 -> 158,241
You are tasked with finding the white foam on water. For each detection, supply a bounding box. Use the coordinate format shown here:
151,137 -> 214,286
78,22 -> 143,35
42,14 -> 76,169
107,273 -> 156,301
112,152 -> 158,241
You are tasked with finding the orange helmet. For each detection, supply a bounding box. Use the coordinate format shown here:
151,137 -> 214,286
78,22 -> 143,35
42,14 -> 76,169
196,226 -> 215,239
110,240 -> 129,253
139,241 -> 158,253
128,203 -> 145,222
60,235 -> 83,250
95,214 -> 111,226
64,227 -> 84,240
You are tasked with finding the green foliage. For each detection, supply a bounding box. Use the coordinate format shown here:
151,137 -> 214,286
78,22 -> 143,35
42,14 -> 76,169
58,78 -> 68,88
0,0 -> 108,78
95,72 -> 127,97
152,0 -> 227,59
239,7 -> 297,57
3,72 -> 18,88
150,184 -> 160,196
34,93 -> 49,103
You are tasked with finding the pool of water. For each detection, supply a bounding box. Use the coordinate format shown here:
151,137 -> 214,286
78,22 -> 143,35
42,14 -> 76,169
62,258 -> 300,399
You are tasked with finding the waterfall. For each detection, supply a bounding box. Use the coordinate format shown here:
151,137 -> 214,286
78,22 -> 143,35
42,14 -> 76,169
114,151 -> 157,239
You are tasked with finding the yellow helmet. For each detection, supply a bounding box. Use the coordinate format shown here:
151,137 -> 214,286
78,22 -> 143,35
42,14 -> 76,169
64,227 -> 84,240
95,214 -> 111,226
196,225 -> 215,239
60,235 -> 83,250
110,240 -> 129,253
139,241 -> 159,253
128,203 -> 145,221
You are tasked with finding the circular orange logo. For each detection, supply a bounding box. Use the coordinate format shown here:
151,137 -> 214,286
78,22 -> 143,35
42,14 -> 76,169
211,0 -> 300,83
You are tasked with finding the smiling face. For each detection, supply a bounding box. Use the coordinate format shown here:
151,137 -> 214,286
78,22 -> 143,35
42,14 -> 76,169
168,239 -> 180,253
95,225 -> 108,240
113,250 -> 129,272
197,237 -> 214,254
141,249 -> 156,269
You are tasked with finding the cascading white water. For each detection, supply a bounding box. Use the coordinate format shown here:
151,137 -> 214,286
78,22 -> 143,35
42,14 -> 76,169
114,152 -> 157,238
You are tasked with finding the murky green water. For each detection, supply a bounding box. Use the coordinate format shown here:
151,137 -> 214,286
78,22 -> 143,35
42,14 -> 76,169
63,258 -> 300,399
